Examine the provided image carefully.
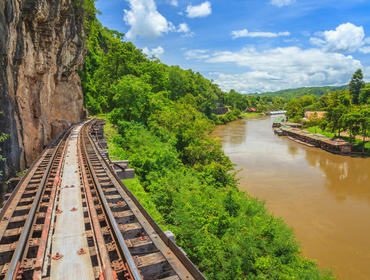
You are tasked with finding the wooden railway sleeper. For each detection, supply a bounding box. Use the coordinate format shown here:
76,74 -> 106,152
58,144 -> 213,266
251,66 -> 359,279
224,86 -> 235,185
81,127 -> 138,280
79,132 -> 123,280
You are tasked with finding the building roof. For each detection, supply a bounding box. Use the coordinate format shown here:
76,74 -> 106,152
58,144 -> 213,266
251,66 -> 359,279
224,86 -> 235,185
246,107 -> 257,112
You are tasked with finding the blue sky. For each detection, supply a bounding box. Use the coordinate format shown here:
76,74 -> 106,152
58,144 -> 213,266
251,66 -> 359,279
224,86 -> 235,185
96,0 -> 370,93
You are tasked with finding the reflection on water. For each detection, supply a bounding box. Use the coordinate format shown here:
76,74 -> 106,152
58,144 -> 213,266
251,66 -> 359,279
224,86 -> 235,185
212,116 -> 370,280
287,144 -> 299,157
305,151 -> 370,203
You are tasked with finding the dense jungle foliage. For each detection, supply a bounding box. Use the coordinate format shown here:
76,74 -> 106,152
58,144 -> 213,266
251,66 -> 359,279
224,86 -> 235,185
79,2 -> 285,120
258,85 -> 347,99
79,1 -> 333,279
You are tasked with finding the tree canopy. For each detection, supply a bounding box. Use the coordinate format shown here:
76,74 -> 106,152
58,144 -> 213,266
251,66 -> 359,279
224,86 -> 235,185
349,69 -> 365,105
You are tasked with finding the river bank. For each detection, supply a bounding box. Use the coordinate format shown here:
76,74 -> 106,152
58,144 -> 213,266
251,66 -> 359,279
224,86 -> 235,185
100,114 -> 332,279
212,115 -> 370,280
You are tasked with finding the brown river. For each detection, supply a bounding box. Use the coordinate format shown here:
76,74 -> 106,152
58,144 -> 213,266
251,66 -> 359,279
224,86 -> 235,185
212,115 -> 370,280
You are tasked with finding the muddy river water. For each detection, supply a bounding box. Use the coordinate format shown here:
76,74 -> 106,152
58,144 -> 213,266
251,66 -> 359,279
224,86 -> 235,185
212,115 -> 370,280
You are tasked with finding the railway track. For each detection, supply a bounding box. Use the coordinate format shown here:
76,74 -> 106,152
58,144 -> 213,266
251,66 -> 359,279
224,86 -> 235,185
0,120 -> 206,280
0,126 -> 71,279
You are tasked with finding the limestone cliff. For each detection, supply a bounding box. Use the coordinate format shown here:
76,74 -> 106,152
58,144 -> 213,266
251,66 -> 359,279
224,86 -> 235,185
0,0 -> 86,180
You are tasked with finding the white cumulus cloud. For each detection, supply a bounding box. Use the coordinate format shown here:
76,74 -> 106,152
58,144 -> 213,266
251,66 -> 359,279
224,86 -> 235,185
309,37 -> 325,46
310,23 -> 366,53
186,1 -> 212,18
359,46 -> 370,54
270,0 -> 295,7
177,23 -> 189,33
177,23 -> 194,37
142,46 -> 164,58
186,46 -> 362,93
231,29 -> 290,39
185,49 -> 210,60
169,0 -> 178,7
124,0 -> 175,39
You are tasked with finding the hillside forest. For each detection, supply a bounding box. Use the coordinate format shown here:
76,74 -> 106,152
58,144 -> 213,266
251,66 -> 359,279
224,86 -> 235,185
72,1 -> 370,279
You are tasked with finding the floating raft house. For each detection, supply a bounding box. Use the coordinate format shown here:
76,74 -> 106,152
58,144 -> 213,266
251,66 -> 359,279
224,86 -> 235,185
280,126 -> 352,153
272,120 -> 302,128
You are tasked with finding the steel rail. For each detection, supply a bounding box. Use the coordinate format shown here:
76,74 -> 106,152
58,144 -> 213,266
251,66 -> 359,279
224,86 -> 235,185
4,128 -> 70,280
81,125 -> 142,280
88,120 -> 207,280
0,127 -> 70,220
33,135 -> 69,279
78,126 -> 117,280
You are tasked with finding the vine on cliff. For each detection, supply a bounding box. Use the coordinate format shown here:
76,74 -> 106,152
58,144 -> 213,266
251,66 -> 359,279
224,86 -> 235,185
0,112 -> 9,176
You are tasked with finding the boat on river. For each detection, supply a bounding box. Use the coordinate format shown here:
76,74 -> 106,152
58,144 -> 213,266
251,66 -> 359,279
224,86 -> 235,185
273,129 -> 283,136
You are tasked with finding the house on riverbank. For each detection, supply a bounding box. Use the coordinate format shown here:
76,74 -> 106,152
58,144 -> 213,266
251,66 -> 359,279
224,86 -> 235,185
304,111 -> 326,119
245,107 -> 257,113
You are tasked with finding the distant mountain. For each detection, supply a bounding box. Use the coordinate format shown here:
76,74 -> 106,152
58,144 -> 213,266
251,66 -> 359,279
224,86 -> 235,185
256,85 -> 348,99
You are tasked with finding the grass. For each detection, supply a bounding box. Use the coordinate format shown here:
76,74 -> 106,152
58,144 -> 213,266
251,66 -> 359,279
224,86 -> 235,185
95,114 -> 125,161
241,112 -> 265,119
307,126 -> 370,154
306,127 -> 335,138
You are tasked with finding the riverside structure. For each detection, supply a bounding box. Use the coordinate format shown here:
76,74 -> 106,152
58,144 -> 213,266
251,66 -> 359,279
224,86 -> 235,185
279,126 -> 352,154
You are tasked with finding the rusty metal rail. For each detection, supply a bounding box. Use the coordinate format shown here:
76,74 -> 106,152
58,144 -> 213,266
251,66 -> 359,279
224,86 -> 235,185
0,127 -> 71,279
79,124 -> 135,280
83,119 -> 207,280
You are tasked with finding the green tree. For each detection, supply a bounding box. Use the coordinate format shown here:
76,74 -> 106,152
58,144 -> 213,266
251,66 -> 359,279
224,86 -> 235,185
139,60 -> 168,93
299,94 -> 317,107
110,75 -> 157,123
359,107 -> 370,153
286,99 -> 304,122
317,94 -> 329,109
324,90 -> 351,136
226,89 -> 248,111
349,69 -> 365,105
359,84 -> 370,105
341,111 -> 362,143
341,108 -> 370,153
167,66 -> 190,101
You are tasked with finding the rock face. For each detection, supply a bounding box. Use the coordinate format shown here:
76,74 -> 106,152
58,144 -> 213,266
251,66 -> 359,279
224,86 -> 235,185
0,0 -> 86,179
